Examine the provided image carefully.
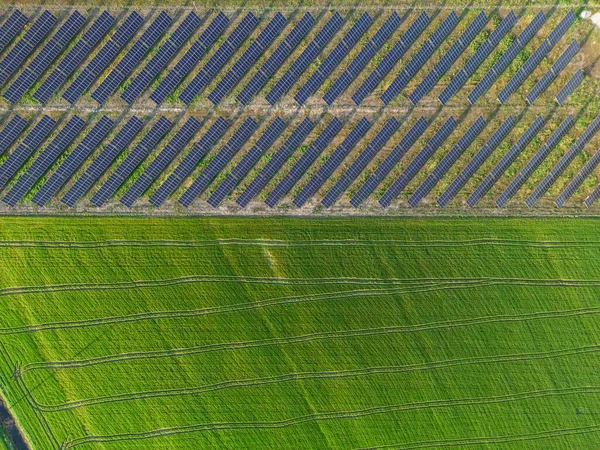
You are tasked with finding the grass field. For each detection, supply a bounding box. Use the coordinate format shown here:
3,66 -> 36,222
0,216 -> 600,449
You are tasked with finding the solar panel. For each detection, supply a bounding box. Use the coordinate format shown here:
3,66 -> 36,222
468,11 -> 546,105
438,116 -> 515,207
0,115 -> 55,189
526,40 -> 579,105
439,12 -> 517,105
3,116 -> 84,206
0,11 -> 56,87
497,115 -> 574,207
92,12 -> 172,104
408,116 -> 486,208
467,115 -> 544,207
236,118 -> 314,207
0,115 -> 27,155
381,12 -> 459,105
352,12 -> 429,105
179,12 -> 259,105
33,11 -> 115,104
62,117 -> 144,206
150,12 -> 230,105
294,13 -> 372,105
265,12 -> 344,105
208,13 -> 287,105
91,116 -> 172,207
525,114 -> 600,207
584,184 -> 600,207
121,12 -> 201,104
120,117 -> 201,207
410,12 -> 487,105
150,117 -> 230,206
556,149 -> 600,207
556,69 -> 583,105
208,117 -> 287,207
294,117 -> 371,207
379,116 -> 457,207
351,116 -> 428,207
0,10 -> 28,55
237,13 -> 314,105
62,12 -> 144,104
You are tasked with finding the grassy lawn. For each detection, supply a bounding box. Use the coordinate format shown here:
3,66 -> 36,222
0,216 -> 599,449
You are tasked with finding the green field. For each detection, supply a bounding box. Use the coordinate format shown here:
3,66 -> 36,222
0,216 -> 599,449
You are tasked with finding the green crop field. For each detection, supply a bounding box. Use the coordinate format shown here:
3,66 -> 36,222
0,216 -> 599,449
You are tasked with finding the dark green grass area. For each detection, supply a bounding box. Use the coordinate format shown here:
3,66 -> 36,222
0,216 -> 599,449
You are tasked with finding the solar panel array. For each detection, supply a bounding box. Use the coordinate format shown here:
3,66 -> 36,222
0,10 -> 28,55
556,69 -> 584,105
294,13 -> 372,105
266,12 -> 344,105
92,12 -> 172,104
0,115 -> 27,155
351,116 -> 428,207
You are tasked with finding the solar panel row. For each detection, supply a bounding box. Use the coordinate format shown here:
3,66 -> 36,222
0,10 -> 28,55
556,69 -> 584,105
584,184 -> 600,207
0,115 -> 27,155
556,146 -> 600,207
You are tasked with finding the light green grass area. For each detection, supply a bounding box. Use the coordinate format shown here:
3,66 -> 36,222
0,216 -> 599,449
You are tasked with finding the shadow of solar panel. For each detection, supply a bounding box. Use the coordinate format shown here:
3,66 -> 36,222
0,10 -> 28,55
497,115 -> 574,208
439,12 -> 516,105
382,12 -> 459,105
208,117 -> 286,207
265,12 -> 344,105
556,69 -> 583,105
0,115 -> 55,189
408,116 -> 485,208
91,117 -> 172,207
62,117 -> 144,206
150,117 -> 230,207
33,11 -> 114,104
236,118 -> 314,207
467,116 -> 544,207
3,116 -> 84,206
379,116 -> 456,207
351,116 -> 428,207
0,115 -> 27,155
237,13 -> 314,105
352,12 -> 429,105
150,12 -> 229,105
63,12 -> 143,104
526,114 -> 600,208
294,117 -> 371,207
0,11 -> 56,87
93,12 -> 171,104
179,13 -> 258,105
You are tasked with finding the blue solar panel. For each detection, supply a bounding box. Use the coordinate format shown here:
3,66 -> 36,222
3,116 -> 84,206
0,115 -> 55,189
379,116 -> 457,207
208,117 -> 287,207
382,12 -> 459,105
438,116 -> 515,207
408,116 -> 486,207
236,118 -> 314,207
62,12 -> 144,104
33,11 -> 115,104
150,12 -> 230,105
439,12 -> 517,105
584,184 -> 600,207
93,12 -> 172,104
150,117 -> 230,206
0,115 -> 27,155
410,12 -> 487,105
91,116 -> 172,207
467,115 -> 544,207
556,69 -> 583,105
179,12 -> 259,105
265,12 -> 344,105
294,13 -> 372,105
352,12 -> 429,105
294,117 -> 371,207
0,10 -> 28,55
62,117 -> 144,206
497,115 -> 574,208
237,13 -> 314,105
351,116 -> 428,207
557,147 -> 600,207
121,12 -> 201,105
